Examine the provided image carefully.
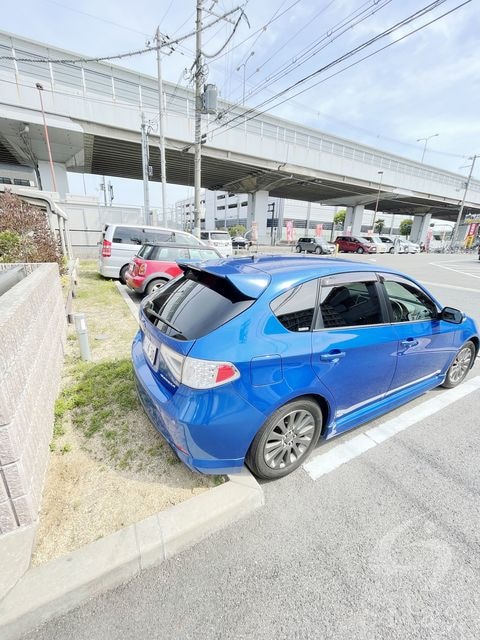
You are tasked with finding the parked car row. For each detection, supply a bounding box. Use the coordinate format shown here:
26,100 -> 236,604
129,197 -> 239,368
96,223 -> 478,481
125,243 -> 222,295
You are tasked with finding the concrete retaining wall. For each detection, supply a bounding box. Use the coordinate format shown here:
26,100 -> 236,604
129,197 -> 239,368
0,263 -> 66,599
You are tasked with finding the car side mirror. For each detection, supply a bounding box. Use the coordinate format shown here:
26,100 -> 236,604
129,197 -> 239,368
440,306 -> 464,324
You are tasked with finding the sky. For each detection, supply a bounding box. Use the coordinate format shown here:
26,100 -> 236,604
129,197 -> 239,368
2,0 -> 480,209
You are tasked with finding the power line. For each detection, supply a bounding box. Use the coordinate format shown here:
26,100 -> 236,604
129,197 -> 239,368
227,0 -> 394,109
0,6 -> 246,64
211,1 -> 455,135
210,0 -> 304,63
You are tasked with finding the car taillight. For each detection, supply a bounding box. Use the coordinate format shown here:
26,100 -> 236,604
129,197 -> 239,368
160,344 -> 240,389
101,239 -> 112,257
138,262 -> 147,276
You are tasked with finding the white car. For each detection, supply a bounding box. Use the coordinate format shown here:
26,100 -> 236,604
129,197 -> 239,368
378,236 -> 406,254
400,240 -> 421,254
361,236 -> 387,253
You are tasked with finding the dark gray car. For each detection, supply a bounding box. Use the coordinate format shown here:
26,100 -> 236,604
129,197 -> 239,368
295,237 -> 334,254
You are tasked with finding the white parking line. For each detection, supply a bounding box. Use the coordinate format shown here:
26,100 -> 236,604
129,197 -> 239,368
303,376 -> 480,480
421,281 -> 480,293
429,261 -> 480,279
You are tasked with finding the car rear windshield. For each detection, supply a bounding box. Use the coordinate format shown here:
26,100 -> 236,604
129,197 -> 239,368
147,270 -> 254,340
112,227 -> 201,246
209,233 -> 231,241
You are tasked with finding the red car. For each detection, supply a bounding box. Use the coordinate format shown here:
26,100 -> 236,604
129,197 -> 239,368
126,243 -> 222,295
335,235 -> 377,254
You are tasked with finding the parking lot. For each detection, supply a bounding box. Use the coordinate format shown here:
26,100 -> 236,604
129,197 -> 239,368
27,251 -> 480,640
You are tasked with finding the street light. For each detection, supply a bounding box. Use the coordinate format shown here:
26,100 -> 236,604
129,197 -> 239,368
416,133 -> 439,164
371,170 -> 384,232
236,51 -> 255,106
35,83 -> 58,193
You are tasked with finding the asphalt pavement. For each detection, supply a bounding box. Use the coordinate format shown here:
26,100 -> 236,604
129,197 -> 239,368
22,252 -> 480,640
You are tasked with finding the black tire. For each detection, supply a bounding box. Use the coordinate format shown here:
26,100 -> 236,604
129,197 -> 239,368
356,247 -> 364,254
246,398 -> 322,480
442,341 -> 475,388
389,247 -> 395,254
295,245 -> 302,253
145,278 -> 168,296
119,264 -> 129,284
315,246 -> 321,254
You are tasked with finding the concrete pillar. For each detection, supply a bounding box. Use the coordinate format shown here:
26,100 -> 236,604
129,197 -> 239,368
344,204 -> 364,236
247,190 -> 269,243
410,213 -> 431,243
38,161 -> 69,198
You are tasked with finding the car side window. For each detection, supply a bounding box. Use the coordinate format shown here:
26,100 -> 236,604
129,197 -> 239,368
319,280 -> 382,328
382,279 -> 438,322
174,233 -> 199,246
112,226 -> 142,244
270,279 -> 318,332
144,230 -> 174,244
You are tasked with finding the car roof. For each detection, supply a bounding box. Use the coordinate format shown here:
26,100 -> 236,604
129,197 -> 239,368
141,242 -> 218,249
179,255 -> 410,298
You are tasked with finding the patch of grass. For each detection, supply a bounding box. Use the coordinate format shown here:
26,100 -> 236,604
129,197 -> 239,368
60,443 -> 72,454
147,444 -> 163,457
60,359 -> 138,441
118,449 -> 135,470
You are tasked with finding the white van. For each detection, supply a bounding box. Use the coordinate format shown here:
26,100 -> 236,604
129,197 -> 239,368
98,223 -> 204,282
200,230 -> 232,257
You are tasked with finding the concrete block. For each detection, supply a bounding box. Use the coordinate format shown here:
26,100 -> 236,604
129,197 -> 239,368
135,513 -> 165,570
158,471 -> 264,560
0,475 -> 8,503
0,500 -> 17,535
0,522 -> 37,601
0,422 -> 21,467
11,495 -> 34,527
2,460 -> 28,500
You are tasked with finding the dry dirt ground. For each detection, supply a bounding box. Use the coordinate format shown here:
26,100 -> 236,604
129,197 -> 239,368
32,263 -> 217,566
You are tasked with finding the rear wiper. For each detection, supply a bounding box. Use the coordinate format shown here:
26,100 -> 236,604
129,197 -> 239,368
143,305 -> 184,335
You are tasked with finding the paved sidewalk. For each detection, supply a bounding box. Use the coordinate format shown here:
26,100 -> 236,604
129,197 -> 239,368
0,468 -> 263,640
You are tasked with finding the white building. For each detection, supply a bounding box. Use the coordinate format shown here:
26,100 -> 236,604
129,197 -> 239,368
175,190 -> 342,242
174,190 -> 421,242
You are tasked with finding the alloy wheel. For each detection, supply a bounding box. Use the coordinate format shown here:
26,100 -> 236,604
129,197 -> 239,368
263,409 -> 315,470
448,346 -> 473,384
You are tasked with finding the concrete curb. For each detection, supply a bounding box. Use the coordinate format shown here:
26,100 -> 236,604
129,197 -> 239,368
115,281 -> 139,324
0,468 -> 264,639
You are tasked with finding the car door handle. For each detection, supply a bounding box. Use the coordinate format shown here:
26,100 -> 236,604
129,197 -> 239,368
400,339 -> 419,348
319,350 -> 346,362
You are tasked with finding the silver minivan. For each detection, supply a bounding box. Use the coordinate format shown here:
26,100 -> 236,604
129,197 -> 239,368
98,223 -> 204,282
200,230 -> 233,257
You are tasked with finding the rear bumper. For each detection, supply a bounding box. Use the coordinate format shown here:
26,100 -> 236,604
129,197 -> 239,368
132,332 -> 263,474
98,261 -> 120,279
126,274 -> 146,293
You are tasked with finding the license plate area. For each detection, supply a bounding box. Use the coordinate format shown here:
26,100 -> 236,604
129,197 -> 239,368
143,334 -> 157,367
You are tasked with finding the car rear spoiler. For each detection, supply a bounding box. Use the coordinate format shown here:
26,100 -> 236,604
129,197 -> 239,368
178,262 -> 270,299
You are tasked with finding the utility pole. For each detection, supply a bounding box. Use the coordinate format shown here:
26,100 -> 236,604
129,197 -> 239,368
192,1 -> 244,237
100,176 -> 108,206
35,83 -> 58,193
305,201 -> 311,234
141,112 -> 151,225
451,154 -> 478,248
417,133 -> 439,163
155,27 -> 168,227
193,0 -> 204,239
371,170 -> 384,232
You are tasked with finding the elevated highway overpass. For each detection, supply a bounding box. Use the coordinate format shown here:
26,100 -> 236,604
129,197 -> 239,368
0,29 -> 479,242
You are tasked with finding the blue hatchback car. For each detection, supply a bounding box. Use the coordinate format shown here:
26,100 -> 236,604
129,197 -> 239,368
132,255 -> 478,480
